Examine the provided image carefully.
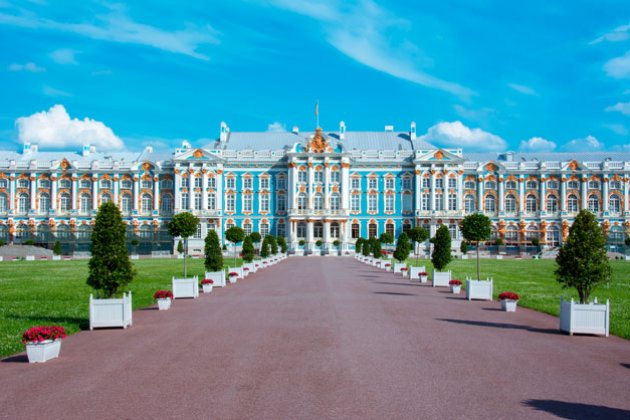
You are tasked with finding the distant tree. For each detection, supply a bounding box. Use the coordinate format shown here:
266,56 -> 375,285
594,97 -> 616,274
260,236 -> 271,258
168,212 -> 199,277
393,232 -> 411,263
333,239 -> 340,247
315,240 -> 322,247
225,226 -> 245,265
361,240 -> 371,257
130,237 -> 140,255
495,237 -> 504,246
204,230 -> 224,271
52,240 -> 62,256
555,210 -> 611,303
379,232 -> 394,251
268,235 -> 278,254
277,236 -> 288,253
408,227 -> 429,263
87,202 -> 135,298
460,214 -> 492,280
241,236 -> 255,263
460,241 -> 468,254
431,225 -> 452,271
177,240 -> 184,254
370,237 -> 382,259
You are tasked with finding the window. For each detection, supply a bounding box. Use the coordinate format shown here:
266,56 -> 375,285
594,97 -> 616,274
331,222 -> 340,238
314,171 -> 323,183
403,193 -> 412,212
588,195 -> 599,212
368,178 -> 377,189
505,181 -> 517,190
465,195 -> 475,213
423,178 -> 431,189
298,171 -> 307,183
610,180 -> 622,190
181,177 -> 189,188
56,192 -> 69,213
485,195 -> 496,212
297,222 -> 306,238
243,223 -> 252,236
160,194 -> 172,214
352,223 -> 360,239
547,226 -> 560,246
39,193 -> 50,212
194,192 -> 202,210
448,194 -> 457,211
588,180 -> 600,190
435,178 -> 443,189
526,194 -> 537,213
260,177 -> 270,190
243,177 -> 253,190
505,226 -> 518,243
100,179 -> 112,189
331,171 -> 340,183
448,178 -> 457,189
208,177 -> 216,189
161,179 -> 173,189
226,177 -> 235,189
243,194 -> 253,212
0,179 -> 7,189
464,180 -> 475,189
0,193 -> 7,213
193,177 -> 202,189
485,181 -> 496,190
277,176 -> 286,190
226,194 -> 235,212
314,193 -> 323,210
331,193 -> 340,211
421,194 -> 430,211
567,180 -> 579,190
435,193 -> 444,211
101,193 -> 111,204
298,193 -> 307,210
80,179 -> 91,189
18,178 -> 29,188
610,195 -> 621,213
526,180 -> 538,189
314,222 -> 323,238
121,180 -> 132,189
547,181 -> 559,190
449,224 -> 457,240
546,195 -> 558,213
260,194 -> 270,212
261,223 -> 270,237
277,193 -> 287,212
526,226 -> 539,242
505,194 -> 516,213
567,194 -> 579,212
39,179 -> 50,189
181,193 -> 189,210
351,177 -> 360,189
276,221 -> 285,238
60,179 -> 72,189
385,223 -> 395,236
402,177 -> 412,190
385,178 -> 394,190
122,194 -> 133,213
207,192 -> 216,210
385,195 -> 394,212
351,194 -> 360,212
194,223 -> 202,239
142,194 -> 152,213
80,193 -> 90,214
368,223 -> 377,238
368,195 -> 377,212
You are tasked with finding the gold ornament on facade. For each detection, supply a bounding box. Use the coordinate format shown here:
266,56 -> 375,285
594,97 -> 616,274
142,162 -> 152,171
305,128 -> 332,153
193,149 -> 203,159
568,160 -> 579,171
341,162 -> 350,169
435,150 -> 444,160
486,163 -> 496,171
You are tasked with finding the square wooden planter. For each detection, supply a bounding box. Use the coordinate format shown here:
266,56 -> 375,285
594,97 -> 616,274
409,266 -> 426,280
559,298 -> 609,336
393,263 -> 407,275
205,271 -> 226,287
466,279 -> 493,301
432,271 -> 451,287
89,292 -> 132,330
172,276 -> 199,299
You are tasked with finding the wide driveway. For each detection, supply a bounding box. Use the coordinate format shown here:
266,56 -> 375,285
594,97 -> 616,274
1,257 -> 630,419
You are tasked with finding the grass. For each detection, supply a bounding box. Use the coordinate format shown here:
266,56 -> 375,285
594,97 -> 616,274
405,256 -> 630,339
0,257 -> 243,358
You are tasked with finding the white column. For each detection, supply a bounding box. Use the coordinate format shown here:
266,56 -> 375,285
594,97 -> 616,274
581,177 -> 588,210
308,164 -> 314,210
324,164 -> 330,210
51,177 -> 57,212
624,176 -> 629,214
153,176 -> 160,212
518,177 -> 525,213
456,171 -> 463,212
113,175 -> 119,208
216,170 -> 223,211
603,175 -> 609,212
415,169 -> 422,210
288,164 -> 296,210
71,176 -> 77,211
8,173 -> 15,211
290,220 -> 296,243
498,176 -> 505,212
201,171 -> 208,211
478,176 -> 485,212
92,175 -> 98,210
133,175 -> 139,212
307,221 -> 314,244
30,174 -> 37,211
341,162 -> 349,210
430,171 -> 436,211
324,220 -> 331,243
540,177 -> 546,212
188,173 -> 195,211
560,176 -> 567,212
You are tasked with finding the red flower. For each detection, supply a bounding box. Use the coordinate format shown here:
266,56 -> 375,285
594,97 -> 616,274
243,267 -> 250,271
22,326 -> 66,344
499,291 -> 520,301
449,280 -> 462,286
201,279 -> 214,285
384,263 -> 391,267
153,290 -> 174,300
381,250 -> 387,255
400,267 -> 408,271
229,272 -> 239,277
419,272 -> 428,276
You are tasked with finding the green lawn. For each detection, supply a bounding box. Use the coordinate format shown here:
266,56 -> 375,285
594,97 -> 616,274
0,257 -> 244,358
405,257 -> 630,339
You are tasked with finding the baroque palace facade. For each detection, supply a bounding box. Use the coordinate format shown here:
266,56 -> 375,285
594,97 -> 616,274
1,121 -> 629,254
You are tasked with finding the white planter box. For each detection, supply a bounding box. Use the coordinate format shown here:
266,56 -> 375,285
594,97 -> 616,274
393,263 -> 407,275
177,254 -> 184,259
466,278 -> 493,301
496,255 -> 503,260
500,299 -> 518,312
408,266 -> 426,280
89,292 -> 133,330
157,298 -> 172,310
559,298 -> 609,336
205,271 -> 226,288
461,255 -> 469,260
432,271 -> 451,287
52,255 -> 61,261
25,340 -> 62,363
130,254 -> 139,260
172,276 -> 199,299
202,283 -> 213,293
25,255 -> 35,261
228,266 -> 244,279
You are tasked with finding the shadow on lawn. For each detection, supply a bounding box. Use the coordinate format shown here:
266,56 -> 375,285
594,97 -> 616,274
5,313 -> 89,330
436,318 -> 560,335
522,399 -> 630,419
373,291 -> 416,297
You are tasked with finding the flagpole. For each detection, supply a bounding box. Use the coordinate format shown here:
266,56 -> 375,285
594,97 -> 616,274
315,100 -> 319,128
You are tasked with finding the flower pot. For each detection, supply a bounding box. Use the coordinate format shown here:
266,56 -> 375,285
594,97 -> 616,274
420,274 -> 428,283
157,298 -> 172,311
500,299 -> 518,312
25,339 -> 62,363
229,276 -> 237,284
202,283 -> 213,294
450,285 -> 461,294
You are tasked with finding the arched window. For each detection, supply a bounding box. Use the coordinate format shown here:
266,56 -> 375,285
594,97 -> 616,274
122,194 -> 133,213
588,194 -> 599,212
505,194 -> 516,213
260,223 -> 269,237
181,193 -> 189,210
546,226 -> 560,246
465,195 -> 475,213
330,193 -> 340,211
243,223 -> 252,236
76,224 -> 92,241
36,224 -> 51,242
484,195 -> 496,212
194,192 -> 202,211
368,222 -> 377,238
546,195 -> 558,213
139,224 -> 153,240
297,193 -> 307,210
385,222 -> 395,235
505,181 -> 517,190
505,226 -> 518,243
141,194 -> 152,213
526,194 -> 537,213
526,225 -> 539,242
59,193 -> 71,212
18,193 -> 29,213
100,193 -> 111,205
39,193 -> 50,213
331,222 -> 340,238
567,194 -> 579,213
351,223 -> 360,239
526,180 -> 538,189
56,224 -> 71,240
314,193 -> 323,211
609,195 -> 621,214
80,193 -> 91,214
15,223 -> 29,240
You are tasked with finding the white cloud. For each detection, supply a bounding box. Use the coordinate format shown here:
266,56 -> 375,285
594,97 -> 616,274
49,48 -> 79,64
519,137 -> 556,152
15,104 -> 124,150
266,121 -> 287,132
43,85 -> 71,97
8,62 -> 45,72
0,5 -> 219,60
508,83 -> 537,96
590,22 -> 630,44
268,0 -> 473,99
418,121 -> 506,152
603,123 -> 628,135
604,52 -> 630,79
605,101 -> 630,115
561,135 -> 603,152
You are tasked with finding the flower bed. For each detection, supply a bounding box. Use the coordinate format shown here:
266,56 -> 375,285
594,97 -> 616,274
22,326 -> 66,344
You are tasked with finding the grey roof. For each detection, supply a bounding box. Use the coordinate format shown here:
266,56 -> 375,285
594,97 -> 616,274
465,151 -> 630,163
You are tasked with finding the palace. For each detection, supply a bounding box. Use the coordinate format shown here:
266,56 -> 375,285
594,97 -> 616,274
1,121 -> 629,255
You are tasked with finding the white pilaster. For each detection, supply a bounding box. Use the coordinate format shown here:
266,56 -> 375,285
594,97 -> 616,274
92,175 -> 98,210
430,170 -> 436,211
498,175 -> 505,212
133,175 -> 139,212
478,175 -> 485,212
71,176 -> 77,211
603,175 -> 609,212
174,169 -> 181,211
9,173 -> 15,211
30,173 -> 37,211
341,161 -> 349,210
51,177 -> 57,212
581,177 -> 588,210
518,177 -> 525,213
540,177 -> 546,212
154,176 -> 160,211
113,175 -> 119,208
560,176 -> 567,212
202,171 -> 208,211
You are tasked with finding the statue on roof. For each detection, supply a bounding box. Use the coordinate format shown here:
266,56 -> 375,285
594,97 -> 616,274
305,127 -> 332,153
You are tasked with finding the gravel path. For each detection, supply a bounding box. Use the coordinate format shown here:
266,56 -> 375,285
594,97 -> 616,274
1,257 -> 629,419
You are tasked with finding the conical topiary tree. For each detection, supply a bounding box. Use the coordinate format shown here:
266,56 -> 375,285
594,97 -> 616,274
277,236 -> 288,253
460,213 -> 492,280
555,210 -> 612,303
431,225 -> 452,271
177,239 -> 184,254
168,212 -> 199,277
361,240 -> 371,257
260,235 -> 271,258
268,235 -> 278,255
355,238 -> 364,254
204,229 -> 223,272
370,237 -> 382,259
242,236 -> 255,263
250,231 -> 261,254
87,202 -> 135,298
393,232 -> 411,263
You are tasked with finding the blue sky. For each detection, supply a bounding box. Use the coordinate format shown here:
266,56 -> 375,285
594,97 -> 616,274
2,0 -> 630,153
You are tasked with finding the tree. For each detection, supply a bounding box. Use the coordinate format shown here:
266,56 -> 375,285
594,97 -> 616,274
408,227 -> 429,263
177,240 -> 184,254
370,237 -> 382,259
460,241 -> 468,254
268,235 -> 278,254
167,212 -> 199,277
431,225 -> 452,271
87,202 -> 135,298
53,240 -> 62,256
379,232 -> 394,251
355,238 -> 364,254
361,240 -> 371,257
277,236 -> 288,253
393,232 -> 411,263
460,213 -> 492,280
260,236 -> 271,258
225,226 -> 245,265
555,210 -> 611,303
242,236 -> 255,263
204,230 -> 224,271
250,231 -> 261,254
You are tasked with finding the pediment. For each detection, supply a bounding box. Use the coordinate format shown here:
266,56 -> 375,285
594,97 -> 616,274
416,149 -> 463,163
174,148 -> 222,162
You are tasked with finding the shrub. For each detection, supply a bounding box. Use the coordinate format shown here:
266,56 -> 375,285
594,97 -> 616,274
23,239 -> 34,246
315,240 -> 322,247
299,239 -> 305,246
242,236 -> 255,262
268,236 -> 278,254
225,226 -> 245,264
431,225 -> 452,271
393,232 -> 411,263
379,232 -> 394,246
355,238 -> 364,254
177,240 -> 184,254
261,236 -> 271,258
249,232 -> 261,244
460,241 -> 468,254
52,240 -> 62,256
204,230 -> 224,271
532,237 -> 540,247
333,239 -> 340,247
408,227 -> 429,263
370,237 -> 382,259
495,237 -> 504,246
277,236 -> 288,253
